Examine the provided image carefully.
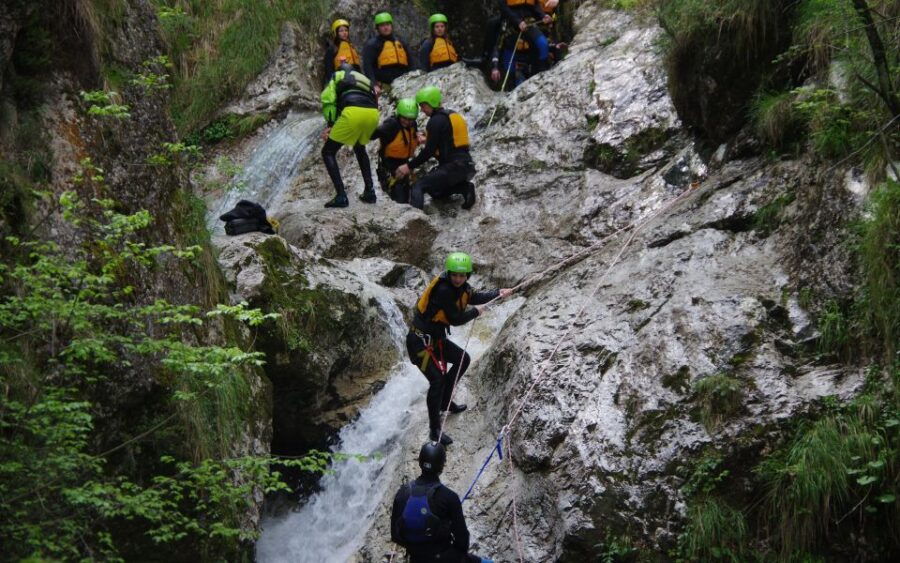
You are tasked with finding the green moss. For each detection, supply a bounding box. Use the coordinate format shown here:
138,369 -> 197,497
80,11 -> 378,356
692,373 -> 744,430
753,191 -> 795,236
662,365 -> 691,394
626,299 -> 651,313
584,128 -> 670,177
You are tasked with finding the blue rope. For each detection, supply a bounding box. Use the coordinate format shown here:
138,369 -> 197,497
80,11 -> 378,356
462,434 -> 504,503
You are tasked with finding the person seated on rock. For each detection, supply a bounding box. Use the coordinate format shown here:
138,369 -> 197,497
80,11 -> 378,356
371,98 -> 422,204
323,18 -> 362,84
405,252 -> 512,445
319,62 -> 379,208
392,441 -> 495,563
496,0 -> 553,73
537,0 -> 568,63
362,12 -> 415,94
418,13 -> 460,72
489,25 -> 534,90
394,86 -> 477,211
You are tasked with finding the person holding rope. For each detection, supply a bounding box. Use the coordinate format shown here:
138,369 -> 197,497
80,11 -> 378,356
406,252 -> 513,446
496,0 -> 553,73
391,441 -> 494,563
393,86 -> 477,211
372,98 -> 422,204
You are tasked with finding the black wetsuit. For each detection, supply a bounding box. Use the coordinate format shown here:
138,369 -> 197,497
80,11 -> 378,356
407,109 -> 476,210
362,33 -> 415,85
407,275 -> 498,433
390,474 -> 481,563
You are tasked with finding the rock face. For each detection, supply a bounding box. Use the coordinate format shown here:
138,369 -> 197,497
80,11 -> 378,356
215,233 -> 417,453
206,1 -> 866,559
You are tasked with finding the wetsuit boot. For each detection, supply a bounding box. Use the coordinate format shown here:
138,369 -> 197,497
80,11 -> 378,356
322,139 -> 349,208
354,144 -> 377,204
449,401 -> 467,414
429,428 -> 453,446
461,182 -> 476,210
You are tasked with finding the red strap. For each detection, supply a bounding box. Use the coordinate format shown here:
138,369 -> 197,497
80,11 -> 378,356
424,340 -> 448,375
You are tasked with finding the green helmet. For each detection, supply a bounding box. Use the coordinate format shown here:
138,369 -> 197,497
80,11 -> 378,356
428,13 -> 448,28
373,12 -> 393,26
415,86 -> 442,109
396,98 -> 418,119
445,252 -> 473,274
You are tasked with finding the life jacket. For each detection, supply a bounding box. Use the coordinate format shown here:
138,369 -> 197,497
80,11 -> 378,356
507,0 -> 537,6
382,121 -> 418,160
427,109 -> 470,160
399,483 -> 447,544
377,38 -> 409,68
539,0 -> 558,15
429,37 -> 459,67
333,40 -> 361,70
416,274 -> 470,327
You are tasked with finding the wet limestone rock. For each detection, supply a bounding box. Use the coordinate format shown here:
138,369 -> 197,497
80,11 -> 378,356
215,233 -> 404,453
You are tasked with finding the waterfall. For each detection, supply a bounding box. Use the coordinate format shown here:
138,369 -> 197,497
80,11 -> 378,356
207,112 -> 322,230
256,293 -> 523,562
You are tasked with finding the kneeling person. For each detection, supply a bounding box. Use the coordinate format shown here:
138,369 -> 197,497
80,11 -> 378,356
394,86 -> 477,210
372,98 -> 420,203
391,441 -> 493,563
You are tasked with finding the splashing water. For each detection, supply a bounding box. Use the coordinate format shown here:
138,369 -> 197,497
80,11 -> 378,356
256,295 -> 523,563
208,112 -> 322,231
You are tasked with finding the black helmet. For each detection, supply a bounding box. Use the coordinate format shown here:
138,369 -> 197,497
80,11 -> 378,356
419,441 -> 446,474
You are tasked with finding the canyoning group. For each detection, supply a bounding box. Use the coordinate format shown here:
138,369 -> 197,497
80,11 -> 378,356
319,1 -> 567,212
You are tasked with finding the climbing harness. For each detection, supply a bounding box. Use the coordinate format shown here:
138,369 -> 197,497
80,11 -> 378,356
417,332 -> 448,375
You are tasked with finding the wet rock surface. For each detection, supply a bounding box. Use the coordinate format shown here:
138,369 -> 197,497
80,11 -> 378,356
203,2 -> 867,559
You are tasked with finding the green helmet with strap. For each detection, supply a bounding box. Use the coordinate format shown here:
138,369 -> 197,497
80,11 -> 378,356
396,98 -> 418,119
415,86 -> 442,109
428,13 -> 448,28
445,252 -> 473,274
373,12 -> 393,26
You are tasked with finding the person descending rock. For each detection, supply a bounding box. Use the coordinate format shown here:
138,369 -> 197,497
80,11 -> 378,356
418,13 -> 460,72
406,252 -> 512,445
319,62 -> 379,208
391,441 -> 495,563
362,12 -> 414,94
393,86 -> 477,210
372,98 -> 422,204
496,0 -> 553,73
323,18 -> 362,83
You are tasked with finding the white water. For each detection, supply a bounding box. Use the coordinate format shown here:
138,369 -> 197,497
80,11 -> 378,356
256,293 -> 523,563
207,112 -> 322,231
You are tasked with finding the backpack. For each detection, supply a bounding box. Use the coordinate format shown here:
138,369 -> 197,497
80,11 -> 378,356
399,482 -> 449,544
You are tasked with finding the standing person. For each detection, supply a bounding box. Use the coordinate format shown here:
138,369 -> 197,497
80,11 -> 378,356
391,441 -> 494,563
323,18 -> 362,84
362,12 -> 414,94
319,63 -> 379,208
418,13 -> 460,72
393,86 -> 477,210
372,98 -> 421,204
405,252 -> 512,445
496,0 -> 553,73
538,0 -> 568,62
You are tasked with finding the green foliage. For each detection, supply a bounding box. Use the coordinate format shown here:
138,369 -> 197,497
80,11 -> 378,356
751,90 -> 802,150
753,191 -> 795,235
0,186 -> 335,558
675,497 -> 748,562
184,112 -> 271,146
598,534 -> 639,562
692,373 -> 744,429
81,89 -> 131,119
856,180 -> 900,361
756,388 -> 900,557
131,55 -> 174,91
151,0 -> 330,133
683,451 -> 731,498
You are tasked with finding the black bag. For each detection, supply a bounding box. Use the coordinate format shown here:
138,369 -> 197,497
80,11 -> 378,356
219,200 -> 275,235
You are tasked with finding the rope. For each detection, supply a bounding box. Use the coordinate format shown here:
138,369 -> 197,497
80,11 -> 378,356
446,181 -> 700,551
486,30 -> 524,129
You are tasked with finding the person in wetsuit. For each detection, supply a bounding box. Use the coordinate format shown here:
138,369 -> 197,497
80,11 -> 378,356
393,86 -> 477,211
391,441 -> 494,563
323,18 -> 362,84
406,252 -> 512,445
418,13 -> 460,72
496,0 -> 553,73
319,63 -> 379,208
371,98 -> 421,204
362,12 -> 414,94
